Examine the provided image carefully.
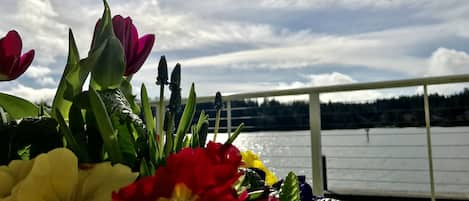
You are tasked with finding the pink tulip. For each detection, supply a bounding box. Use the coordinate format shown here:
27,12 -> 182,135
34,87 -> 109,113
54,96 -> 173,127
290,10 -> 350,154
0,30 -> 35,81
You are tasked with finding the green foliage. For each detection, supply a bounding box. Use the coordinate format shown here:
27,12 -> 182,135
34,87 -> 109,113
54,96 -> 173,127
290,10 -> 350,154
0,117 -> 62,165
51,30 -> 80,119
89,88 -> 122,164
90,37 -> 125,90
141,84 -> 156,136
191,111 -> 209,148
0,93 -> 40,120
280,172 -> 300,201
55,109 -> 88,161
173,83 -> 196,152
225,123 -> 245,145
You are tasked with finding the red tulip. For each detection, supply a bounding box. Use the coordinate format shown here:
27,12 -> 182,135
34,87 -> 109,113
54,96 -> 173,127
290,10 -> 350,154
113,142 -> 246,201
111,15 -> 155,76
0,30 -> 34,81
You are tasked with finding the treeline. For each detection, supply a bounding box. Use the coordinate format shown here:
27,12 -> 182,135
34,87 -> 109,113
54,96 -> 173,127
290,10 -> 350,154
190,89 -> 469,132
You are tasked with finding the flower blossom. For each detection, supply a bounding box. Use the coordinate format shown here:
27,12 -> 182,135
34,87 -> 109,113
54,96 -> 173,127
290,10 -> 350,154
0,148 -> 137,201
241,150 -> 278,186
113,141 -> 246,201
0,30 -> 34,81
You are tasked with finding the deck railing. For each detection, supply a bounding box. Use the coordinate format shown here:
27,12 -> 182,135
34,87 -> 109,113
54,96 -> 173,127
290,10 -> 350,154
155,73 -> 469,201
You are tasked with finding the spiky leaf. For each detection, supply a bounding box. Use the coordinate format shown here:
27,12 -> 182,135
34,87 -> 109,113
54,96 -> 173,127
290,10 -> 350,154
173,83 -> 196,151
280,172 -> 300,201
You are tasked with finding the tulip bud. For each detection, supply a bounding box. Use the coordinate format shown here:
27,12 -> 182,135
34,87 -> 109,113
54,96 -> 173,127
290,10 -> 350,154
214,92 -> 223,110
156,56 -> 168,85
167,63 -> 181,112
169,63 -> 181,90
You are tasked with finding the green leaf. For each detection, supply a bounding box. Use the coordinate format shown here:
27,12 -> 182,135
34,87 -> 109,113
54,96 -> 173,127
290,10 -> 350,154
90,37 -> 125,90
90,0 -> 114,52
183,135 -> 192,148
88,87 -> 122,163
192,111 -> 208,148
148,131 -> 160,166
225,123 -> 244,145
89,0 -> 125,90
280,172 -> 300,201
141,84 -> 156,135
0,92 -> 39,120
190,125 -> 199,148
187,111 -> 209,147
112,114 -> 137,168
51,29 -> 80,119
139,158 -> 153,177
0,107 -> 7,126
55,109 -> 88,161
173,83 -> 196,152
248,190 -> 265,200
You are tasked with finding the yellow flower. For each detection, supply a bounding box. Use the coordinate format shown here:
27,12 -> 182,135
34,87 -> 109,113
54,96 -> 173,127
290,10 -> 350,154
0,148 -> 137,201
241,150 -> 277,186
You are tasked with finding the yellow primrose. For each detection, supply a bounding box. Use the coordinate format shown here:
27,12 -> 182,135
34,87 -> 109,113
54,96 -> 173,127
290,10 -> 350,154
0,148 -> 138,201
241,150 -> 278,186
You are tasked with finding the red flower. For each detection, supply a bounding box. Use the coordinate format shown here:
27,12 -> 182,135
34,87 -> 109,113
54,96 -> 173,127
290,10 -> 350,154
113,142 -> 245,201
0,30 -> 34,81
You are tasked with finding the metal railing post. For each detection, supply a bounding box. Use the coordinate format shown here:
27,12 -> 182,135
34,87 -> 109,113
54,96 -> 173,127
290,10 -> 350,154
423,85 -> 436,201
227,100 -> 232,136
309,92 -> 324,196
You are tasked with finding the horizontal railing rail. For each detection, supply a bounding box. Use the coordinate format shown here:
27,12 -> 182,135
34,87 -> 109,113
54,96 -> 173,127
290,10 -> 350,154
183,74 -> 469,103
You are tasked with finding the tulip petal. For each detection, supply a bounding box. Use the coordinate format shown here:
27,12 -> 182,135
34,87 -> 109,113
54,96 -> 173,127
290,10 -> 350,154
0,31 -> 22,58
112,15 -> 127,49
0,31 -> 23,79
9,49 -> 34,80
125,34 -> 154,75
126,17 -> 138,64
112,15 -> 137,68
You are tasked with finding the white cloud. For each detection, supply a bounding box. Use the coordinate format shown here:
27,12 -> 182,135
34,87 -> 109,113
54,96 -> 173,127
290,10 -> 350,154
15,0 -> 69,65
179,35 -> 425,75
428,48 -> 469,76
24,66 -> 56,86
412,48 -> 469,95
277,72 -> 385,102
259,0 -> 422,10
24,66 -> 52,78
2,84 -> 56,104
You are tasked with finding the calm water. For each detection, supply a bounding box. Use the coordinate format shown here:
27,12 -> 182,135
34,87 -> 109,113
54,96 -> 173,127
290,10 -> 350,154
210,127 -> 469,197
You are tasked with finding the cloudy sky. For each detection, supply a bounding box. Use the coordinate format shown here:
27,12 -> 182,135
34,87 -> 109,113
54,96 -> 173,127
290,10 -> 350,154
2,0 -> 469,103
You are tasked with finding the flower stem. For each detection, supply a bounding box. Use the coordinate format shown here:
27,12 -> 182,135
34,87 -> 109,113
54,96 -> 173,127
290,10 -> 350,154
213,109 -> 221,142
158,84 -> 165,153
164,111 -> 174,156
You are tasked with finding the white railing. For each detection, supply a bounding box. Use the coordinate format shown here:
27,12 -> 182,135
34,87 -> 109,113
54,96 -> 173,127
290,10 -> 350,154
157,73 -> 469,200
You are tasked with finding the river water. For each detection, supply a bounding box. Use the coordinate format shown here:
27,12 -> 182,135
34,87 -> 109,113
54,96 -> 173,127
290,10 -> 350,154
210,127 -> 469,197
